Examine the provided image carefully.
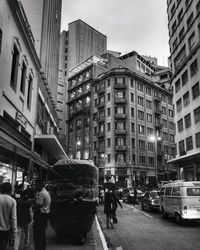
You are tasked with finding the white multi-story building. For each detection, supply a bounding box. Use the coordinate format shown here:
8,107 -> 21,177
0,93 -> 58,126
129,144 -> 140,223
167,0 -> 200,180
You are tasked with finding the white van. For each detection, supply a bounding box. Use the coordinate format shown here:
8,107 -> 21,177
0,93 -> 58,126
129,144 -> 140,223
159,180 -> 200,223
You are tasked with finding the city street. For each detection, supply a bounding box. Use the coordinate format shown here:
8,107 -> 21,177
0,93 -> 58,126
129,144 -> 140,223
97,202 -> 200,250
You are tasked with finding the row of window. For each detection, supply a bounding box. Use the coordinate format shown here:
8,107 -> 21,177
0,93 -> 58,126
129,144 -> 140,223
9,42 -> 33,110
69,70 -> 91,89
177,106 -> 200,133
169,0 -> 192,21
178,131 -> 200,153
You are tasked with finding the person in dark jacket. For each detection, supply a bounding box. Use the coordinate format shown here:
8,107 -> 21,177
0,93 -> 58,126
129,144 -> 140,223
112,190 -> 123,223
14,190 -> 33,250
104,189 -> 115,228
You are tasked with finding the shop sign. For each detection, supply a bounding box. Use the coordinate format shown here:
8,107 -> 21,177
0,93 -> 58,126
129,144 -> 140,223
16,111 -> 27,128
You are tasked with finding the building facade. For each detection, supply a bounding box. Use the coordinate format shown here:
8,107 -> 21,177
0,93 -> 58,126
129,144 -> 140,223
20,0 -> 62,104
0,0 -> 66,186
67,53 -> 176,188
167,0 -> 200,180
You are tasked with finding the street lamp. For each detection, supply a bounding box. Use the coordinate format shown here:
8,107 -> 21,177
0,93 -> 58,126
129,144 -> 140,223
150,133 -> 161,187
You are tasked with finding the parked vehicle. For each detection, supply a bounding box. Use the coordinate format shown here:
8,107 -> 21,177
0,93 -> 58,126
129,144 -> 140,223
46,159 -> 99,244
159,180 -> 200,223
122,188 -> 143,204
141,190 -> 160,212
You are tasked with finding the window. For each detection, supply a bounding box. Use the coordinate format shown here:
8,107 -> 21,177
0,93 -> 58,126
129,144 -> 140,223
138,96 -> 144,106
197,0 -> 200,14
146,100 -> 152,109
10,44 -> 20,91
139,155 -> 146,165
168,96 -> 173,105
107,79 -> 110,87
172,20 -> 177,33
146,86 -> 151,96
131,107 -> 134,117
196,132 -> 200,147
107,108 -> 110,116
183,91 -> 190,106
139,140 -> 145,149
188,32 -> 196,52
186,136 -> 193,151
176,98 -> 182,112
27,74 -> 33,110
171,3 -> 176,17
175,79 -> 181,93
131,93 -> 134,102
107,138 -> 111,148
161,94 -> 166,102
174,45 -> 186,71
184,113 -> 191,128
147,113 -> 152,123
194,106 -> 200,123
138,110 -> 144,120
20,61 -> 27,95
148,157 -> 154,165
169,109 -> 173,117
185,0 -> 191,8
107,93 -> 110,101
190,59 -> 198,77
170,134 -> 175,143
132,138 -> 135,147
173,38 -> 178,50
163,132 -> 168,141
192,82 -> 200,100
115,77 -> 124,84
181,70 -> 188,86
130,79 -> 134,88
0,29 -> 2,53
137,82 -> 143,92
187,12 -> 193,28
162,106 -> 167,115
138,125 -> 145,135
107,123 -> 110,131
131,123 -> 135,133
172,187 -> 180,196
169,121 -> 174,130
147,127 -> 153,135
148,142 -> 154,151
178,119 -> 183,132
162,119 -> 167,128
179,140 -> 185,154
165,187 -> 172,196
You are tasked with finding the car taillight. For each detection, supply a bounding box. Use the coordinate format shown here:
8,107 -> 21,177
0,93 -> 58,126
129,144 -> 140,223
184,206 -> 187,213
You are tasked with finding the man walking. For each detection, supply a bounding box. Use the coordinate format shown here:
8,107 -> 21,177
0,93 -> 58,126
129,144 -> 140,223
33,179 -> 51,250
0,182 -> 17,250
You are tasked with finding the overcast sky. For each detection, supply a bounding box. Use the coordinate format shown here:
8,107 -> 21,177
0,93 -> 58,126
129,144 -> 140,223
61,0 -> 170,67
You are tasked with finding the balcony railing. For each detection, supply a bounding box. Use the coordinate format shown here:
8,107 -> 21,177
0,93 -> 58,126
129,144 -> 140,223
115,129 -> 126,134
115,145 -> 127,151
154,107 -> 162,115
114,83 -> 126,89
154,96 -> 161,102
115,98 -> 126,104
97,102 -> 105,108
115,113 -> 126,119
97,87 -> 105,94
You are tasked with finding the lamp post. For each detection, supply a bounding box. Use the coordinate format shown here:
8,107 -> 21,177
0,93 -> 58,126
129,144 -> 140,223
150,133 -> 161,187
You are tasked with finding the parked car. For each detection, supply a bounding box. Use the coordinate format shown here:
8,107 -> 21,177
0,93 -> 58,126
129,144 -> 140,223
122,188 -> 143,204
141,190 -> 160,212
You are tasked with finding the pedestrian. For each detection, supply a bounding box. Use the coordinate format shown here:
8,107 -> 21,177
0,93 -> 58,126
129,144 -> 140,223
132,188 -> 137,206
113,190 -> 123,224
0,182 -> 17,250
14,190 -> 33,250
104,188 -> 115,229
33,179 -> 51,250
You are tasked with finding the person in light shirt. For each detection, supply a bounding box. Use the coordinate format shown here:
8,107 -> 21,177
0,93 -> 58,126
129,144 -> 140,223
0,182 -> 17,250
33,179 -> 51,250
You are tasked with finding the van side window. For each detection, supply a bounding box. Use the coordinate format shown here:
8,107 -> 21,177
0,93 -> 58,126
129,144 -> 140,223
165,187 -> 172,196
172,187 -> 180,196
160,188 -> 165,195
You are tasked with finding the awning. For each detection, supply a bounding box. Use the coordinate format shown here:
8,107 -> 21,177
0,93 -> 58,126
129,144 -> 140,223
167,150 -> 200,164
34,134 -> 68,160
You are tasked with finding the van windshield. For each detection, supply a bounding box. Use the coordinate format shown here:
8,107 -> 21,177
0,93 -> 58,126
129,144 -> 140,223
187,188 -> 200,196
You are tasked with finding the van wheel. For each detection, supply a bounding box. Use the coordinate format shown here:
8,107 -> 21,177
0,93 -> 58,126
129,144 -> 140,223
175,213 -> 182,224
162,208 -> 168,219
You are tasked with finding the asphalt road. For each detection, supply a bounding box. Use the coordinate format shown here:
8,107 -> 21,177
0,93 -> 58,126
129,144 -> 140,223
97,202 -> 200,250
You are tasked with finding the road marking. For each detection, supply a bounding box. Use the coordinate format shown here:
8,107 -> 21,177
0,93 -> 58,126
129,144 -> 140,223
124,204 -> 153,219
95,215 -> 109,250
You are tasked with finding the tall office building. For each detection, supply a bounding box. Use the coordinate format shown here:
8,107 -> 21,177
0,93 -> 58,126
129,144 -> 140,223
167,0 -> 200,180
20,0 -> 62,103
67,53 -> 176,188
58,20 -> 107,149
